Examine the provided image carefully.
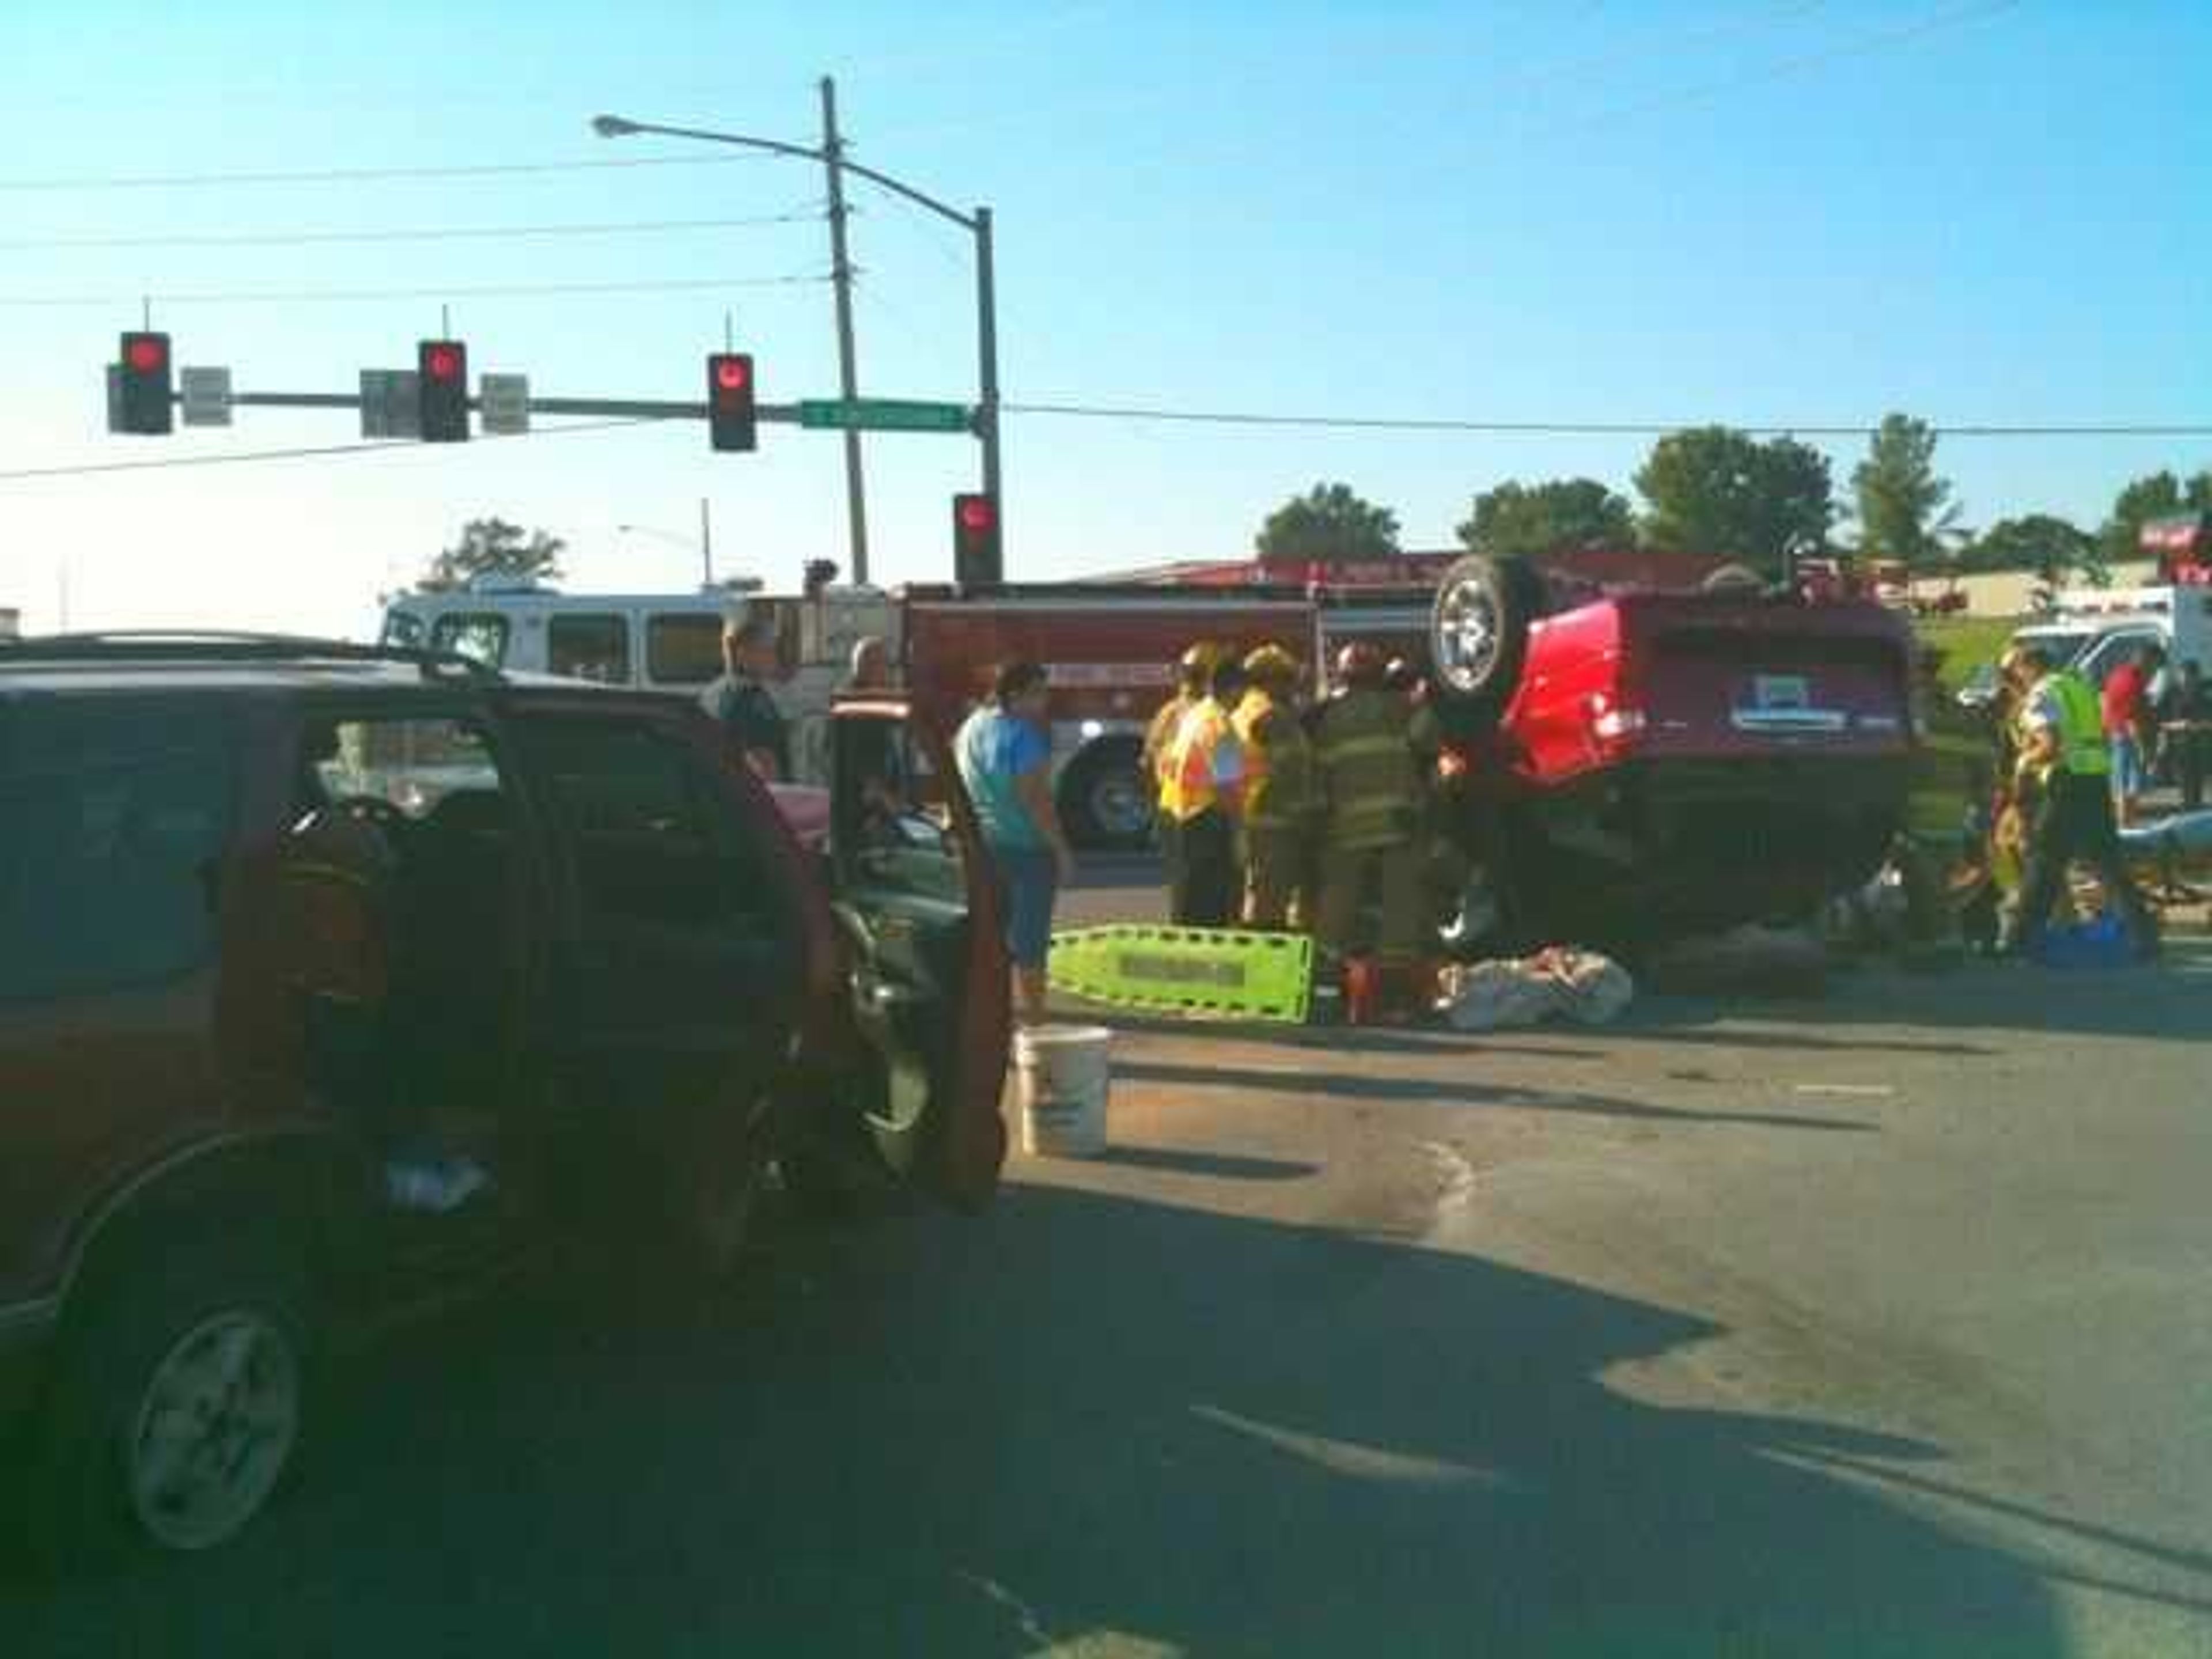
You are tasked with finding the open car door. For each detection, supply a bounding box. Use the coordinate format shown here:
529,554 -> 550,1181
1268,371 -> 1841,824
828,699 -> 1010,1210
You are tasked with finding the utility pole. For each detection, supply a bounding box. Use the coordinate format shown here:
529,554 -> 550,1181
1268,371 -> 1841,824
976,204 -> 1001,513
820,75 -> 870,586
699,495 -> 714,586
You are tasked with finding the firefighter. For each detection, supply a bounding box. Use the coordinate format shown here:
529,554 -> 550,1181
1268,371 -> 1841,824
1159,654 -> 1249,927
1234,643 -> 1318,931
1998,643 -> 2157,959
1145,643 -> 1218,797
1312,641 -> 1426,995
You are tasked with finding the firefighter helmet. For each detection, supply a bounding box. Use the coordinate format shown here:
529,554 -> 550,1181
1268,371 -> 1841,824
1334,641 -> 1386,687
1177,641 -> 1225,687
1243,643 -> 1299,685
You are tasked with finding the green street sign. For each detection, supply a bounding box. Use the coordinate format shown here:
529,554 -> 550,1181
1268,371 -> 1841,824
798,396 -> 972,434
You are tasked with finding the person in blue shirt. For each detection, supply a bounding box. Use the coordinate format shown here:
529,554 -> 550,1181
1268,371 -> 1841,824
956,661 -> 1075,1025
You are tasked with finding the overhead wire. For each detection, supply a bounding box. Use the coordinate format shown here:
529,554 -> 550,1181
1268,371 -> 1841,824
0,417 -> 673,483
999,402 -> 2212,440
0,209 -> 824,253
0,272 -> 831,309
0,154 -> 783,193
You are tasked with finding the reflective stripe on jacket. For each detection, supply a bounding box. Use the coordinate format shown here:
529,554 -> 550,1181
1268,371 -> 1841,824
1315,688 -> 1418,850
1233,689 -> 1316,832
1160,698 -> 1244,823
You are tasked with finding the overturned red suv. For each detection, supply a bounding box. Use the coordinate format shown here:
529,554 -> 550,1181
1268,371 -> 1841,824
0,634 -> 1006,1565
1422,555 -> 1917,953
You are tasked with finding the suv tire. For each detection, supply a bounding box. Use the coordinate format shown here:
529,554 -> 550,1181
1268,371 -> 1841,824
25,1243 -> 312,1570
1429,554 -> 1547,725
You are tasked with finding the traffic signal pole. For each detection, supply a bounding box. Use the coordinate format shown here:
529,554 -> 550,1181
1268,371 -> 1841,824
820,77 -> 871,588
590,101 -> 1003,571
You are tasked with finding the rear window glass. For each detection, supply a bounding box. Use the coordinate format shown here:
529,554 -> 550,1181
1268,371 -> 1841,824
0,702 -> 236,1003
646,614 -> 724,685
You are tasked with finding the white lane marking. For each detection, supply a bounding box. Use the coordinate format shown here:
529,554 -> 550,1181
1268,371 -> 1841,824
1191,1403 -> 1532,1494
1792,1084 -> 1897,1097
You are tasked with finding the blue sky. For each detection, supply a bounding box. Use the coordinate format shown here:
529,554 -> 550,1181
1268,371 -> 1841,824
1,0 -> 2206,634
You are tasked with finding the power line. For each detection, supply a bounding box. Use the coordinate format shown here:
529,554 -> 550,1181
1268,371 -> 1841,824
1554,0 -> 2020,133
0,418 -> 670,483
1001,402 -> 2212,440
0,210 -> 823,253
0,154 -> 779,193
0,272 -> 830,309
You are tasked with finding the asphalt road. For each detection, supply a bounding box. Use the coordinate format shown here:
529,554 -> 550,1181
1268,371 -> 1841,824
5,862 -> 2210,1656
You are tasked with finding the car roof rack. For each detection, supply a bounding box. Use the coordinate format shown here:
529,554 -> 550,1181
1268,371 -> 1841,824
0,631 -> 502,683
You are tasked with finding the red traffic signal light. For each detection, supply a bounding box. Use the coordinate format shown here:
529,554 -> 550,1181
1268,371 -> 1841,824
113,330 -> 174,435
953,491 -> 1001,587
416,338 -> 469,441
707,352 -> 756,452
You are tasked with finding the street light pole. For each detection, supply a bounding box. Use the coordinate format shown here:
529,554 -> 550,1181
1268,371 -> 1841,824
819,76 -> 870,586
592,104 -> 1003,573
975,204 -> 1001,510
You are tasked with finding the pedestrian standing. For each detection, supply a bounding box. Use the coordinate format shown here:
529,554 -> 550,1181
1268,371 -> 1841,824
1233,645 -> 1318,931
2101,644 -> 2156,827
700,611 -> 792,782
1312,642 -> 1425,992
1999,645 -> 2157,959
1158,656 -> 1249,927
955,661 -> 1076,1026
1146,644 -> 1215,909
2164,659 -> 2211,812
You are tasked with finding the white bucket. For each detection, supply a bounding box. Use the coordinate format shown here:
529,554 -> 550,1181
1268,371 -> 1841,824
1013,1024 -> 1112,1157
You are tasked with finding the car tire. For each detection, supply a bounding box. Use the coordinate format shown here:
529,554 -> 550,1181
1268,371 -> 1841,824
24,1243 -> 312,1571
1429,555 -> 1546,726
1058,740 -> 1152,851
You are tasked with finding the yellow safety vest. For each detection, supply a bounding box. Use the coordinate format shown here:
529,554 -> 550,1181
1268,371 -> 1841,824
1315,688 -> 1418,851
1145,692 -> 1197,798
1160,698 -> 1240,823
1233,689 -> 1316,832
2022,670 -> 2111,779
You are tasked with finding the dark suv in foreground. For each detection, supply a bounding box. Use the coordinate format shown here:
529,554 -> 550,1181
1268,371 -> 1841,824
0,635 -> 1007,1566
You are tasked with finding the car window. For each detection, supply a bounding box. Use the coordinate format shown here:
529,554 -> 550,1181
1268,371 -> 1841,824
646,613 -> 724,685
547,613 -> 632,685
0,703 -> 236,1003
429,612 -> 509,667
380,610 -> 427,649
834,715 -> 966,907
304,717 -> 502,819
516,715 -> 783,933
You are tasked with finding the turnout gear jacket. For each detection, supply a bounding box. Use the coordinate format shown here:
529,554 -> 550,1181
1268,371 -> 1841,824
1315,688 -> 1419,850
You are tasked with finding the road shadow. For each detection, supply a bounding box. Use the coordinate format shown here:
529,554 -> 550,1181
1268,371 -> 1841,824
1060,1003 -> 1607,1061
1085,1145 -> 1321,1181
0,1187 -> 2071,1658
1116,1058 -> 1874,1134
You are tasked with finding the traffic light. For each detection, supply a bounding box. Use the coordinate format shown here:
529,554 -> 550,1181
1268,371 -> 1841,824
416,339 -> 469,442
706,353 -> 756,452
953,492 -> 1001,587
114,331 -> 173,435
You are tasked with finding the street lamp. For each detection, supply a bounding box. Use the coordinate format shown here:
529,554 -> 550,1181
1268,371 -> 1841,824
590,90 -> 1000,587
619,497 -> 715,585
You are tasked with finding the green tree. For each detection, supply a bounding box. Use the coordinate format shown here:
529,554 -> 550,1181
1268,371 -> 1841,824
1634,427 -> 1835,578
1455,478 -> 1635,562
1254,482 -> 1401,563
419,517 -> 566,592
1959,513 -> 2094,579
1851,413 -> 1959,573
2099,468 -> 2212,566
